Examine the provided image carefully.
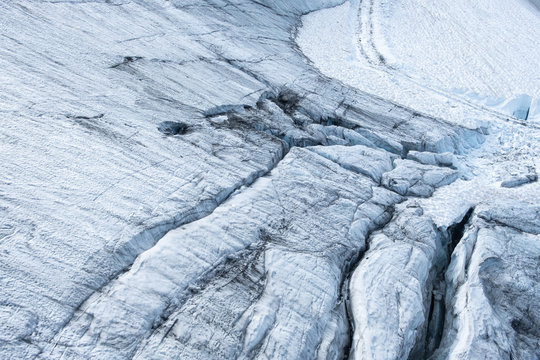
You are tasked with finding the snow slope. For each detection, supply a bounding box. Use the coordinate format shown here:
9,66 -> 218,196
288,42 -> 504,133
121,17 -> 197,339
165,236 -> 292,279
298,0 -> 540,122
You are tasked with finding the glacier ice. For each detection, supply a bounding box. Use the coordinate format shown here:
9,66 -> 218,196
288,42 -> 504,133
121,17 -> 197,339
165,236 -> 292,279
1,0 -> 539,359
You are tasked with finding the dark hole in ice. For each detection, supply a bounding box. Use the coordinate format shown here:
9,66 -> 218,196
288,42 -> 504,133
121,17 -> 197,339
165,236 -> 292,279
273,89 -> 301,115
158,121 -> 190,136
450,208 -> 474,248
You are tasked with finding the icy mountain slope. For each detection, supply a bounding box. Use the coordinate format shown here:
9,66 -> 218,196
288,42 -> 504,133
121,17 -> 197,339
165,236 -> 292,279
0,0 -> 538,359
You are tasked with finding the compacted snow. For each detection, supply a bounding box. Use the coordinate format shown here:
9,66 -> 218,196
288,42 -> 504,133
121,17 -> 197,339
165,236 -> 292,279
298,0 -> 540,122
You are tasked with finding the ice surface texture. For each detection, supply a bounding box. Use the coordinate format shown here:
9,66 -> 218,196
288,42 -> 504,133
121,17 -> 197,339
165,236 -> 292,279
0,0 -> 539,359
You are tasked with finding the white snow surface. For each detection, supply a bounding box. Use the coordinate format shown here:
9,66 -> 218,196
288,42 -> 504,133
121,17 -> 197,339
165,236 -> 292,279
298,0 -> 540,122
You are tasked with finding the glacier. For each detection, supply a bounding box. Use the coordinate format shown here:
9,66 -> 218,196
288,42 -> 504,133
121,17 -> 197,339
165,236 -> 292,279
0,0 -> 538,359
